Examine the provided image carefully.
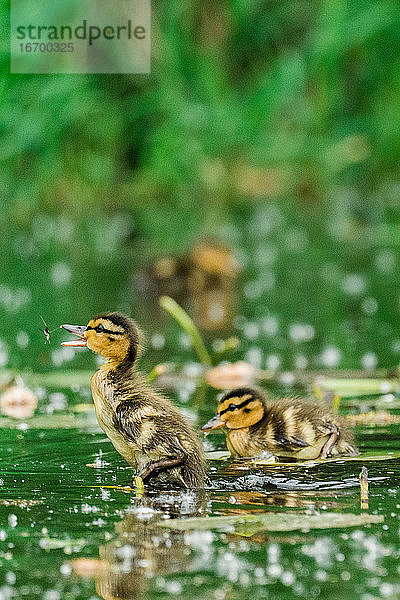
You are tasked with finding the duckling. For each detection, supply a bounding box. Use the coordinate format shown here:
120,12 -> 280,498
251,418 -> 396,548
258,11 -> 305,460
61,312 -> 206,488
201,386 -> 358,460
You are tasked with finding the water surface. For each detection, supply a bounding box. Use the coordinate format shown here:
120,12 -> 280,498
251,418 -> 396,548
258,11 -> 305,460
0,381 -> 398,600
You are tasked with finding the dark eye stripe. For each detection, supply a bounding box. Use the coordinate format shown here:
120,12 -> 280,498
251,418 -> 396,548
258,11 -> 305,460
86,325 -> 124,335
219,397 -> 253,416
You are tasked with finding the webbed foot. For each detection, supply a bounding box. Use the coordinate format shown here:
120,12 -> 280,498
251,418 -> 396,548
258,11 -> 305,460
139,453 -> 186,483
319,424 -> 339,458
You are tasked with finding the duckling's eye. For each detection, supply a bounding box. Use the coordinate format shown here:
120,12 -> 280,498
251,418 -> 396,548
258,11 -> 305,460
228,403 -> 237,411
96,324 -> 104,333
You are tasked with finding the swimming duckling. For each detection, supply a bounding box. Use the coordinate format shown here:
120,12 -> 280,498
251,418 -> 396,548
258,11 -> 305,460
61,313 -> 206,488
201,386 -> 358,460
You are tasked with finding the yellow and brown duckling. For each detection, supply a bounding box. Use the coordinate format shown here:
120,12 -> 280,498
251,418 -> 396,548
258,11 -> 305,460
61,312 -> 206,488
202,386 -> 358,460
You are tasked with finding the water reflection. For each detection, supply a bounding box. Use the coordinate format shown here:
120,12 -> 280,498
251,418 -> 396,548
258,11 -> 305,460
212,490 -> 348,511
72,492 -> 207,600
70,486 -> 357,599
96,517 -> 187,600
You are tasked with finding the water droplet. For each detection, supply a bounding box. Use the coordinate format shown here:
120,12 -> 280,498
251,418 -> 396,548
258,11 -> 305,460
289,323 -> 315,343
361,352 -> 377,369
342,274 -> 366,296
361,297 -> 378,315
320,347 -> 342,368
50,262 -> 72,286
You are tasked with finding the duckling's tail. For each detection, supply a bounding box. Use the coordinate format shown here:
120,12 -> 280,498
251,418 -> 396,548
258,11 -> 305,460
332,438 -> 359,457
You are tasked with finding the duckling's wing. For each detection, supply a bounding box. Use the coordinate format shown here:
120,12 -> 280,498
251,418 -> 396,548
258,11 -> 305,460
276,435 -> 310,450
114,400 -> 159,439
114,400 -> 142,438
114,401 -> 186,453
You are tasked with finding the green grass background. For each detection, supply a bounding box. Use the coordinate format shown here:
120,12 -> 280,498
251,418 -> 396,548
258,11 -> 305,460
2,0 -> 400,370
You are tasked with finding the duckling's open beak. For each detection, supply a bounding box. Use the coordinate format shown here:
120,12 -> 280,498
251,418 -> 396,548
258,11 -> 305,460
60,324 -> 87,347
201,414 -> 224,432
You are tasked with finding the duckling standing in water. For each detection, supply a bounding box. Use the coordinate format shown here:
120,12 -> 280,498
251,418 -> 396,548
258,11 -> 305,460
61,313 -> 206,488
202,386 -> 358,460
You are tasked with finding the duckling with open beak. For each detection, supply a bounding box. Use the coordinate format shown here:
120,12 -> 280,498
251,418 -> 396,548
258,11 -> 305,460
61,313 -> 206,488
60,324 -> 87,346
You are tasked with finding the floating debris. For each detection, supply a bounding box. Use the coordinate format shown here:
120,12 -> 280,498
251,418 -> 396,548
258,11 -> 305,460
69,558 -> 109,577
0,383 -> 38,419
205,361 -> 257,389
0,499 -> 42,507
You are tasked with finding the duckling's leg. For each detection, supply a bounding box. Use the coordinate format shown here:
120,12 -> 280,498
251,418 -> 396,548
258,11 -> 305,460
138,453 -> 186,483
319,424 -> 339,459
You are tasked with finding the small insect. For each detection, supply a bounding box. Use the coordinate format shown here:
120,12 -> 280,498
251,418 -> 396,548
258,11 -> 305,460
39,316 -> 58,344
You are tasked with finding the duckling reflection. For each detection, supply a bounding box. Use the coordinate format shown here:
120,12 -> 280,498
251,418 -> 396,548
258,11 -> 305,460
212,490 -> 349,512
96,517 -> 187,600
72,492 -> 207,600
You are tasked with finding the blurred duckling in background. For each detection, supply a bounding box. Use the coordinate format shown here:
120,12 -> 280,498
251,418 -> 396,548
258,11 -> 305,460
202,386 -> 358,460
61,313 -> 206,488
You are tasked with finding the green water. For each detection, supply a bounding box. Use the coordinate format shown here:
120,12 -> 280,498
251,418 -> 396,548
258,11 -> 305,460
2,207 -> 400,599
0,379 -> 399,600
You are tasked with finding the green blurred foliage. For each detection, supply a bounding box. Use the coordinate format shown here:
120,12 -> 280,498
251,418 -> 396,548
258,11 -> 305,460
2,1 -> 400,243
1,0 -> 400,370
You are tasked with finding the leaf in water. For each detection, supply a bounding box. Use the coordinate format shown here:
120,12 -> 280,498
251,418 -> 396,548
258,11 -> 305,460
0,385 -> 38,419
206,451 -> 231,460
70,558 -> 109,577
314,377 -> 400,398
156,512 -> 383,533
0,414 -> 78,429
21,371 -> 93,389
205,361 -> 257,389
39,537 -> 87,550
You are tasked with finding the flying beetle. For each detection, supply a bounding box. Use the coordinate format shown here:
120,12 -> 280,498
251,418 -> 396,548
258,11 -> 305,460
39,315 -> 58,344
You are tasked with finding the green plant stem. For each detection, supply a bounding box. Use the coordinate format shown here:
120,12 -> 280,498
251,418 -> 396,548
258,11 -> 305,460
332,393 -> 341,412
159,296 -> 211,366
